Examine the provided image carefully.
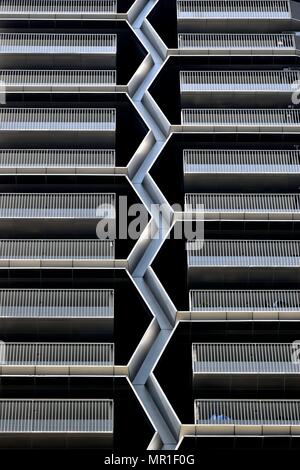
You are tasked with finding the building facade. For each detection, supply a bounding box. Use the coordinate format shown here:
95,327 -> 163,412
1,0 -> 300,455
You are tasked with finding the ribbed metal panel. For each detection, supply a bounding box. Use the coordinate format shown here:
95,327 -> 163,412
190,290 -> 300,312
178,33 -> 295,50
177,1 -> 291,19
0,34 -> 117,53
3,343 -> 114,366
183,149 -> 300,174
187,240 -> 300,267
0,240 -> 114,260
0,289 -> 114,318
0,70 -> 117,87
185,194 -> 300,213
0,109 -> 116,131
0,399 -> 113,432
195,400 -> 300,425
181,109 -> 300,127
0,149 -> 115,169
0,193 -> 115,218
0,0 -> 117,14
180,71 -> 300,92
192,343 -> 300,373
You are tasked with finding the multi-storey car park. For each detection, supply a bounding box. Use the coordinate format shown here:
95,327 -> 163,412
2,0 -> 300,456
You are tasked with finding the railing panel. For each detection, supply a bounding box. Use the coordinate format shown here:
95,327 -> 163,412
0,240 -> 115,260
0,1 -> 117,14
183,149 -> 300,174
177,1 -> 291,19
0,33 -> 117,53
0,70 -> 117,86
0,289 -> 114,318
0,193 -> 115,218
190,289 -> 300,312
195,400 -> 300,425
185,193 -> 300,213
181,109 -> 300,127
178,33 -> 295,50
180,70 -> 300,92
0,399 -> 113,432
187,240 -> 300,267
0,109 -> 116,132
0,149 -> 115,168
3,343 -> 114,366
192,343 -> 300,373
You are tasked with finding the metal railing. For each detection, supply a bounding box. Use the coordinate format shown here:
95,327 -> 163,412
1,70 -> 117,87
180,70 -> 300,92
192,343 -> 300,373
0,399 -> 113,432
0,108 -> 116,132
0,33 -> 117,53
178,33 -> 296,50
0,0 -> 117,14
187,240 -> 300,267
0,289 -> 114,318
181,109 -> 300,128
0,240 -> 115,260
195,400 -> 300,425
0,193 -> 116,218
0,149 -> 115,169
1,343 -> 114,366
185,193 -> 300,213
183,149 -> 300,174
190,289 -> 300,312
177,1 -> 291,19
